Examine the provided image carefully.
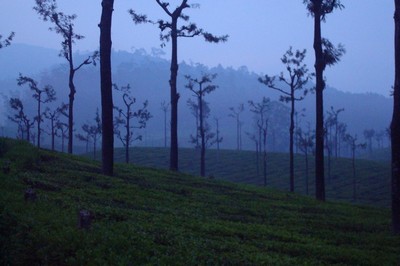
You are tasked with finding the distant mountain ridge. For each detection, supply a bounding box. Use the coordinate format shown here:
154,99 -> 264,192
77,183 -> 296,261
0,43 -> 393,151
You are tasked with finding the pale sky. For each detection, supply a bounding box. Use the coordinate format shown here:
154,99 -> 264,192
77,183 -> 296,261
0,1 -> 394,96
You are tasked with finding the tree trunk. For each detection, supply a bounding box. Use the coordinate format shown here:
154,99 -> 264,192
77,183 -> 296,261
199,94 -> 205,177
216,118 -> 220,166
61,133 -> 65,152
335,122 -> 338,158
313,2 -> 326,201
26,124 -> 31,142
164,109 -> 167,148
237,117 -> 240,151
263,126 -> 267,186
391,0 -> 400,235
68,35 -> 75,154
305,150 -> 309,195
99,0 -> 114,176
37,94 -> 41,148
51,119 -> 55,151
126,105 -> 130,164
239,121 -> 243,150
289,95 -> 295,192
352,147 -> 357,202
256,141 -> 259,175
169,19 -> 179,171
93,137 -> 97,160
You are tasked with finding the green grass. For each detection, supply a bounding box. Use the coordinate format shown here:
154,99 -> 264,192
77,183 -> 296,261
1,138 -> 399,265
113,147 -> 391,208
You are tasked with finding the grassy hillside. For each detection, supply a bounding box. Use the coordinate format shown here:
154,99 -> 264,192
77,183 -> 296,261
1,139 -> 399,265
113,147 -> 391,208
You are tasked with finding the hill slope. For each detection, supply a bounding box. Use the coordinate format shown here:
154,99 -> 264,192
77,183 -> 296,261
113,147 -> 391,208
1,138 -> 399,265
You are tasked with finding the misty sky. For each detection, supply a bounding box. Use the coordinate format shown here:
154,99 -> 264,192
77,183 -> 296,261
0,1 -> 394,96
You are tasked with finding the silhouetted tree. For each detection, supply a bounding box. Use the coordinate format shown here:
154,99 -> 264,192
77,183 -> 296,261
34,0 -> 98,154
337,121 -> 347,157
56,121 -> 68,152
8,98 -> 34,142
44,103 -> 68,151
375,129 -> 385,149
229,103 -> 245,151
324,107 -> 344,180
391,0 -> 400,235
246,131 -> 260,175
344,133 -> 366,201
327,106 -> 344,158
249,97 -> 270,186
297,124 -> 315,195
160,100 -> 170,147
187,98 -> 201,147
185,73 -> 217,177
130,1 -> 227,171
78,109 -> 102,159
214,117 -> 223,165
0,32 -> 15,49
17,74 -> 56,148
114,84 -> 152,164
295,108 -> 306,153
324,117 -> 333,180
99,0 -> 114,175
259,47 -> 311,192
363,128 -> 375,155
303,0 -> 345,201
76,131 -> 90,153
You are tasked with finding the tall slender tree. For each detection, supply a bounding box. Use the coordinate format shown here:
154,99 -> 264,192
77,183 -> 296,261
295,108 -> 306,153
391,0 -> 400,235
324,107 -> 344,180
77,109 -> 102,160
76,131 -> 90,153
249,97 -> 270,186
337,121 -> 347,157
114,84 -> 152,164
185,73 -> 217,177
303,0 -> 345,201
44,103 -> 68,151
99,0 -> 115,175
130,1 -> 227,171
8,98 -> 35,142
17,74 -> 56,148
56,121 -> 68,152
344,133 -> 366,202
259,47 -> 311,192
34,0 -> 98,154
297,125 -> 315,195
326,106 -> 344,158
214,116 -> 223,165
229,103 -> 245,151
363,128 -> 375,155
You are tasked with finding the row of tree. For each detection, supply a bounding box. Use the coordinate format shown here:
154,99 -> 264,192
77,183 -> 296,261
7,77 -> 153,163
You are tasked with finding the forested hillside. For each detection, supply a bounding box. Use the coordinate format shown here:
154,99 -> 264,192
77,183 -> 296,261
0,44 -> 392,153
